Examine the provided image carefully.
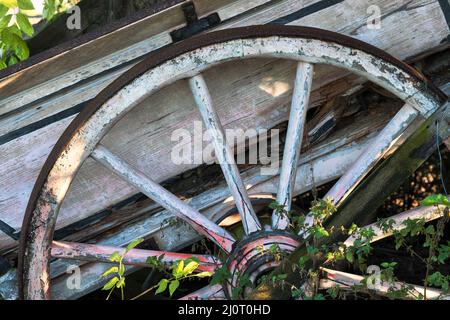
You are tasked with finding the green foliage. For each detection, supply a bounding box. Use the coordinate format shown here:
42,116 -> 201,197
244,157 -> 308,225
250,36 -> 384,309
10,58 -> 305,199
43,0 -> 57,21
210,264 -> 232,286
0,0 -> 69,69
97,193 -> 449,300
100,238 -> 144,300
420,194 -> 450,207
0,0 -> 34,67
132,255 -> 213,300
427,271 -> 450,292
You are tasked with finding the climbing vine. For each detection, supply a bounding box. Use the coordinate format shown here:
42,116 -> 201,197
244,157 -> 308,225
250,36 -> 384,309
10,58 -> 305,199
99,193 -> 449,300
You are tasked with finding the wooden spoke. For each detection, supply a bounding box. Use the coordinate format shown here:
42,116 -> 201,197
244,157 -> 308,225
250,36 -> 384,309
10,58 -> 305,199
179,284 -> 225,300
51,241 -> 219,273
300,103 -> 420,236
91,145 -> 235,253
320,268 -> 450,300
189,74 -> 262,235
344,204 -> 446,246
326,102 -> 419,206
272,62 -> 314,230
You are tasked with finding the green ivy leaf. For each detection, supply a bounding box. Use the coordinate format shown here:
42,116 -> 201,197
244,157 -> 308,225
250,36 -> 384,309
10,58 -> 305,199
155,279 -> 169,295
101,266 -> 119,278
102,276 -> 119,291
0,59 -> 7,69
169,279 -> 180,297
16,12 -> 33,36
17,0 -> 33,10
126,238 -> 144,252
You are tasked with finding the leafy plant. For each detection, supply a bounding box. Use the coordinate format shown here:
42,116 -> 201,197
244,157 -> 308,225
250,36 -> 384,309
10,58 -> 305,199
0,0 -> 71,69
100,238 -> 145,300
132,256 -> 213,300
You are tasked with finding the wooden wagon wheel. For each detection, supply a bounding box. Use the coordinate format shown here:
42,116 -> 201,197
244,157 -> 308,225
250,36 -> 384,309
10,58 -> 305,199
18,25 -> 447,300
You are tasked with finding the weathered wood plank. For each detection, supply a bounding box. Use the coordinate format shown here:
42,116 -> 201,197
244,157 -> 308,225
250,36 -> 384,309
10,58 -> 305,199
0,0 -> 446,138
0,0 -> 267,114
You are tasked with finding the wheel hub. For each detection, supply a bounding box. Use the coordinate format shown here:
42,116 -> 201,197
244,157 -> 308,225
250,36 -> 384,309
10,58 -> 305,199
224,231 -> 300,299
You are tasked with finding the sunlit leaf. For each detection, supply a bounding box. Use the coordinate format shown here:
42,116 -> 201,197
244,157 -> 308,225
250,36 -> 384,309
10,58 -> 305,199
17,0 -> 33,10
0,4 -> 9,17
0,14 -> 12,29
194,271 -> 213,278
126,238 -> 144,252
109,251 -> 121,262
169,279 -> 179,297
182,261 -> 199,276
2,28 -> 28,60
116,277 -> 125,288
16,12 -> 33,36
173,260 -> 184,278
101,266 -> 118,278
420,194 -> 450,207
0,0 -> 18,9
43,0 -> 56,21
102,277 -> 119,291
155,279 -> 169,295
7,55 -> 18,66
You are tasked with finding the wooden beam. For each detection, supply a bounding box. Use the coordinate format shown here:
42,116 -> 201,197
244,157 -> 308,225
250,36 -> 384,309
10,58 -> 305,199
51,241 -> 218,273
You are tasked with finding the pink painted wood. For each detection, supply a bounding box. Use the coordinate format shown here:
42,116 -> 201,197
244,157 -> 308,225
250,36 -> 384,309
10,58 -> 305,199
51,241 -> 219,273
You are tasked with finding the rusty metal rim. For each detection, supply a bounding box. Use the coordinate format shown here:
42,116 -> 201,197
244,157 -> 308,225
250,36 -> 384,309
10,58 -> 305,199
18,25 -> 446,299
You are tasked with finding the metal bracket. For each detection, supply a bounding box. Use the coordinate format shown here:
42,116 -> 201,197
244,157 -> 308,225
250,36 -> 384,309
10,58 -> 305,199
0,220 -> 19,241
170,2 -> 220,42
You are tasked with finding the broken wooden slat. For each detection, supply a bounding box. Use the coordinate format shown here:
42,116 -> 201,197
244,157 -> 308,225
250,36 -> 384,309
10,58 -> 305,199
320,268 -> 450,300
